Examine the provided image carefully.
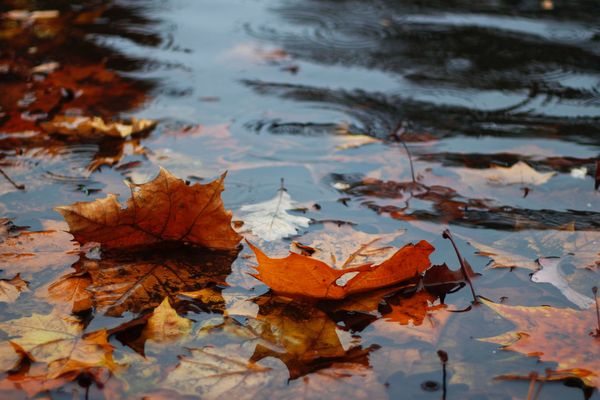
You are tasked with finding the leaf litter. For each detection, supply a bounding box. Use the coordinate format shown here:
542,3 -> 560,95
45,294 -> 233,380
0,2 -> 599,398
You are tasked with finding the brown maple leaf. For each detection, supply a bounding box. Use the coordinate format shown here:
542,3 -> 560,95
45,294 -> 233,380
248,238 -> 433,300
56,168 -> 242,250
480,299 -> 600,388
43,272 -> 93,314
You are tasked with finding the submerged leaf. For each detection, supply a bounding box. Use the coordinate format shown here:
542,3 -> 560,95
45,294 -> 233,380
480,299 -> 600,388
238,188 -> 310,241
531,257 -> 594,309
142,298 -> 193,344
0,274 -> 28,303
56,168 -> 242,250
458,161 -> 555,186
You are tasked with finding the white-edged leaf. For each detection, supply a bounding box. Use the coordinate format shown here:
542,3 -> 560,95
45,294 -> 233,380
238,190 -> 310,241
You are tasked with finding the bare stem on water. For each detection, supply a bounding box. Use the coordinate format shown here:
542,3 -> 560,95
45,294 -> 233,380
442,229 -> 478,304
392,121 -> 416,184
0,167 -> 25,190
437,350 -> 448,400
593,286 -> 600,336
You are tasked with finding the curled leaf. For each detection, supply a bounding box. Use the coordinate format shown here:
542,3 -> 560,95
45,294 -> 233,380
248,239 -> 434,300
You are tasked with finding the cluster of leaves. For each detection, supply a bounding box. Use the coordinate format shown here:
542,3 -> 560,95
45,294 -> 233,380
0,163 -> 597,398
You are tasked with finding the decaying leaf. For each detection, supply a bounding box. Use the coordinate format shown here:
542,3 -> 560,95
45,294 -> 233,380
480,299 -> 600,388
142,298 -> 193,344
164,344 -> 282,399
466,229 -> 600,271
248,239 -> 433,300
0,229 -> 79,277
374,290 -> 452,345
0,311 -> 117,378
290,222 -> 404,269
0,274 -> 28,303
41,115 -> 156,138
56,168 -> 242,250
238,188 -> 310,241
248,295 -> 374,379
44,272 -> 93,313
457,161 -> 555,186
531,257 -> 594,309
81,245 -> 236,316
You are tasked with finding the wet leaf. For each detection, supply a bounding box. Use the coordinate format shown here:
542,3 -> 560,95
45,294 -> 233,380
290,222 -> 404,269
81,245 -> 236,316
0,274 -> 28,303
56,168 -> 242,250
0,311 -> 117,379
44,272 -> 93,313
480,299 -> 600,388
374,291 -> 452,345
248,295 -> 374,379
41,116 -> 156,138
531,257 -> 594,309
142,298 -> 193,344
164,344 -> 282,399
238,188 -> 310,241
0,229 -> 79,277
248,239 -> 433,300
457,161 -> 555,186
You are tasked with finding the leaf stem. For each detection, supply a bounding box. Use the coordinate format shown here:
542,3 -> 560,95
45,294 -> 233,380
392,121 -> 416,184
593,286 -> 600,337
437,350 -> 448,400
442,229 -> 478,304
0,166 -> 25,190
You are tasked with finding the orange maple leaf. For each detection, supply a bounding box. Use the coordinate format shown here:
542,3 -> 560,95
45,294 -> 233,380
56,168 -> 242,250
480,299 -> 600,388
248,240 -> 434,300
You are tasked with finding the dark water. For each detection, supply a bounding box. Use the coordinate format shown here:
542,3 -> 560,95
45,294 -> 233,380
1,0 -> 599,398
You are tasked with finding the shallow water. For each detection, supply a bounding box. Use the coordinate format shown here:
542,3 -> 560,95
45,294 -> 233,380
1,0 -> 599,398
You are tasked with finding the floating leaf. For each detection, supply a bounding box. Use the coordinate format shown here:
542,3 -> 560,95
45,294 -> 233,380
248,239 -> 433,300
0,230 -> 79,277
142,298 -> 192,344
0,274 -> 28,303
458,161 -> 555,186
41,115 -> 155,138
531,257 -> 594,309
56,168 -> 242,250
238,188 -> 310,241
0,311 -> 117,379
480,299 -> 600,388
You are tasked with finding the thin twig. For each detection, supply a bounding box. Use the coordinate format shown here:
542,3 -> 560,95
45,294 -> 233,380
592,286 -> 600,336
437,350 -> 448,400
442,229 -> 478,304
0,166 -> 25,190
526,372 -> 538,400
392,121 -> 416,183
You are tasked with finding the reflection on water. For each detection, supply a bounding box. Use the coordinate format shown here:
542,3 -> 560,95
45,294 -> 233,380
0,0 -> 599,398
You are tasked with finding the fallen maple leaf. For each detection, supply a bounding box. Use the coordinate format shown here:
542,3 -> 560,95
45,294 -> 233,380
164,344 -> 282,399
142,298 -> 192,344
56,168 -> 242,250
43,272 -> 93,313
248,295 -> 374,379
290,222 -> 404,269
0,274 -> 28,303
480,299 -> 600,388
457,161 -> 555,186
248,238 -> 433,300
0,229 -> 79,277
0,311 -> 117,379
237,187 -> 310,241
41,115 -> 156,138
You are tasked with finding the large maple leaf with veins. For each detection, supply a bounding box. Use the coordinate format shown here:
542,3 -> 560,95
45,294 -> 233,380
56,168 -> 241,250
